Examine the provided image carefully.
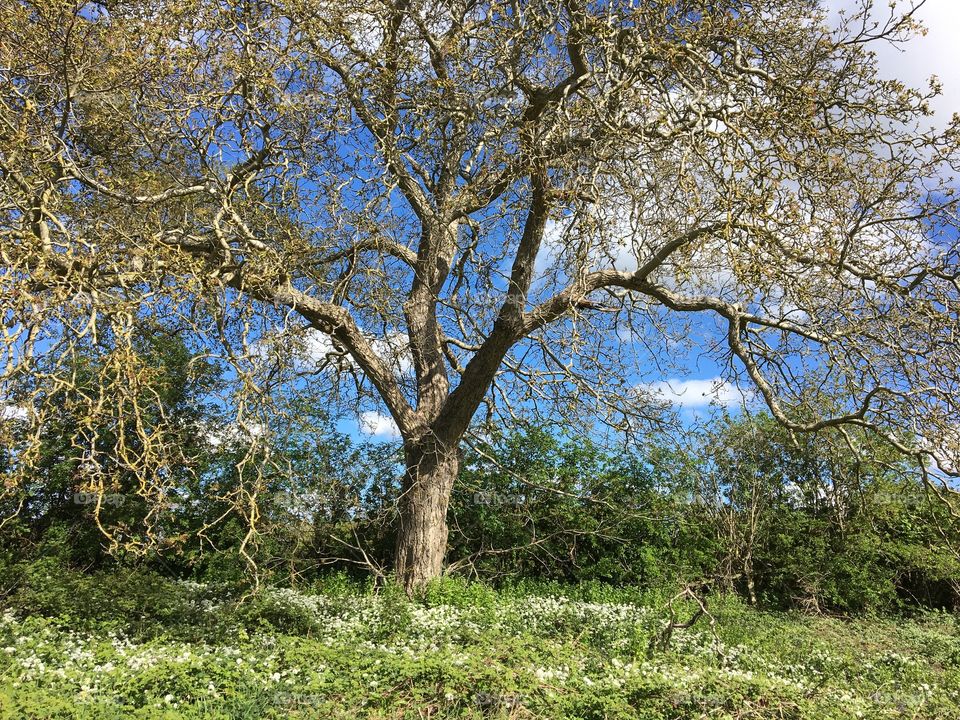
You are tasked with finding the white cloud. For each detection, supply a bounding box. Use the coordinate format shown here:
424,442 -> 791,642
533,218 -> 570,277
533,207 -> 644,282
642,377 -> 750,409
200,419 -> 267,448
372,332 -> 413,374
0,404 -> 27,422
920,423 -> 960,476
825,0 -> 960,126
301,330 -> 337,366
359,411 -> 400,439
297,329 -> 412,375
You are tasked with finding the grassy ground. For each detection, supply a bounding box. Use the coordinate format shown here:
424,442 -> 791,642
0,573 -> 958,719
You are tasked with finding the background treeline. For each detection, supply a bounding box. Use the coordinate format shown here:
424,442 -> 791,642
2,333 -> 959,615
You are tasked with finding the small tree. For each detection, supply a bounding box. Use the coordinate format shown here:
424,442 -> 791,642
0,326 -> 223,565
2,0 -> 959,591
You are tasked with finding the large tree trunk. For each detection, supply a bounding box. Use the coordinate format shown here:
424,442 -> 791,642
394,438 -> 459,594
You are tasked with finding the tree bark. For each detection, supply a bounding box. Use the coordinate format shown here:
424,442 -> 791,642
394,437 -> 459,594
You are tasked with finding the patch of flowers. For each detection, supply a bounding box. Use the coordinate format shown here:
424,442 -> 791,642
1,584 -> 960,718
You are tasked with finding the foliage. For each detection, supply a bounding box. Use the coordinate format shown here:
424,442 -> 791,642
2,572 -> 960,719
4,397 -> 960,614
446,427 -> 701,585
438,420 -> 960,615
4,0 -> 960,592
0,327 -> 224,567
695,414 -> 960,613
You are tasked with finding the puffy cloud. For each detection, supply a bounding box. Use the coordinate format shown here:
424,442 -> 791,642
200,419 -> 267,448
642,377 -> 750,409
0,404 -> 27,422
824,0 -> 959,126
921,423 -> 960,476
372,332 -> 413,374
359,411 -> 400,439
300,330 -> 338,366
298,329 -> 412,375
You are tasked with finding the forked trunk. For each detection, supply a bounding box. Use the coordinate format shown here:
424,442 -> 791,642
394,439 -> 459,594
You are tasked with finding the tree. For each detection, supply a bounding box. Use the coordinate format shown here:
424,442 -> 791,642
2,0 -> 959,592
447,427 -> 693,585
696,412 -> 914,610
0,324 -> 224,565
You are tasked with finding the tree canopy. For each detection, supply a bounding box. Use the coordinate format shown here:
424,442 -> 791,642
2,0 -> 959,589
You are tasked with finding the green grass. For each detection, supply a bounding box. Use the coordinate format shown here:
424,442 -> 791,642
1,574 -> 959,719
